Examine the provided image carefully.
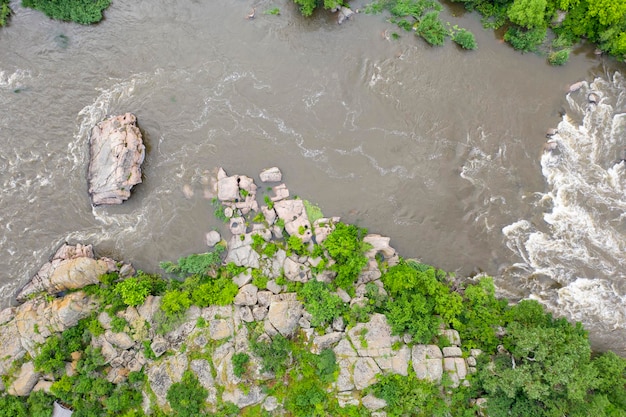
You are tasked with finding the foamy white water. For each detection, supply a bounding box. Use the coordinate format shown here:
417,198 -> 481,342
503,72 -> 626,352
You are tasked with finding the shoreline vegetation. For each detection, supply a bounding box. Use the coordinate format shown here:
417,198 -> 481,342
0,167 -> 625,416
1,0 -> 624,64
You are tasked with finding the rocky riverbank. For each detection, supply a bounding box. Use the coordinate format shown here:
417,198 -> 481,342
0,167 -> 624,417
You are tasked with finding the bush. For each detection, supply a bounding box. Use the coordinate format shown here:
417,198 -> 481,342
160,245 -> 225,278
416,11 -> 447,46
548,49 -> 570,65
115,276 -> 152,306
504,26 -> 547,52
453,28 -> 478,50
455,277 -> 507,352
22,0 -> 110,24
232,353 -> 250,377
251,334 -> 292,377
167,371 -> 208,417
160,289 -> 192,317
0,0 -> 10,27
0,395 -> 27,417
299,280 -> 347,328
323,222 -> 371,290
369,373 -> 448,416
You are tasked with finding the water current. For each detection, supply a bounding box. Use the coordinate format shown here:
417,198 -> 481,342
0,0 -> 624,352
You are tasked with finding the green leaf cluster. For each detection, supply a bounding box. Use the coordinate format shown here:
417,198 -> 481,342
298,280 -> 347,328
22,0 -> 110,24
322,222 -> 371,290
477,299 -> 626,416
380,261 -> 462,343
166,371 -> 208,417
160,245 -> 225,278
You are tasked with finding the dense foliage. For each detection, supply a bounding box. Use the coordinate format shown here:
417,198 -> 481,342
22,0 -> 110,24
450,0 -> 626,62
0,0 -> 10,27
322,222 -> 371,290
2,194 -> 626,416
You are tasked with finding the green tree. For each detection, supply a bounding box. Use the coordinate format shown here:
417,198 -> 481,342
507,0 -> 547,28
115,277 -> 151,306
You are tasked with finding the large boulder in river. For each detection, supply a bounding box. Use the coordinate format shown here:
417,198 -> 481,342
88,113 -> 145,205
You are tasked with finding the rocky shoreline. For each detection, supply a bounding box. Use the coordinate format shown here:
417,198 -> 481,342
0,167 -> 482,415
1,165 -> 624,416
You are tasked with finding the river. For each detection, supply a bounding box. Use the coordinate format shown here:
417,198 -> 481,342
0,0 -> 624,352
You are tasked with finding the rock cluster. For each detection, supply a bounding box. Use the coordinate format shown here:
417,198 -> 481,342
88,113 -> 145,205
0,167 -> 481,415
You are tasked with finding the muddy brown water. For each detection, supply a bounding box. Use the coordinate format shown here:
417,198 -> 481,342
1,0 -> 624,352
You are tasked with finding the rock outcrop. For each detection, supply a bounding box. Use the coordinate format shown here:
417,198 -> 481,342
88,113 -> 145,205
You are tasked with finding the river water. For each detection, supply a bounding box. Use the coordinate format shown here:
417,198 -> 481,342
1,0 -> 624,352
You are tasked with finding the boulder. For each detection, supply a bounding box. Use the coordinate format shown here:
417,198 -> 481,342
205,231 -> 221,247
17,243 -> 118,301
234,284 -> 258,306
88,113 -> 145,205
412,345 -> 443,382
260,167 -> 282,182
8,362 -> 40,396
267,293 -> 303,337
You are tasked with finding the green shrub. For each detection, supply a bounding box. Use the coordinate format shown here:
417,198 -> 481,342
160,289 -> 193,317
251,334 -> 292,377
416,11 -> 447,46
284,379 -> 329,417
369,373 -> 447,417
453,28 -> 478,49
114,276 -> 152,306
0,1 -> 11,27
166,371 -> 208,417
26,390 -> 54,417
323,222 -> 371,290
287,235 -> 308,256
160,245 -> 225,278
455,277 -> 507,352
187,276 -> 239,307
22,0 -> 110,24
110,316 -> 128,333
232,352 -> 250,377
548,49 -> 570,65
0,395 -> 27,417
34,335 -> 68,374
299,280 -> 347,328
504,26 -> 547,52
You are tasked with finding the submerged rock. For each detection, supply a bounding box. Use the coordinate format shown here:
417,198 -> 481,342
88,113 -> 145,205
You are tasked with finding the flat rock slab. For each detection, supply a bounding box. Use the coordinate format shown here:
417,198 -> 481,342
88,113 -> 145,205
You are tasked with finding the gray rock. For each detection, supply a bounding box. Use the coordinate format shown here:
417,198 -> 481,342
229,217 -> 247,235
256,291 -> 272,307
270,184 -> 290,201
0,321 -> 26,376
234,284 -> 258,306
266,280 -> 283,295
225,244 -> 260,269
239,306 -> 254,323
412,345 -> 443,382
150,336 -> 168,358
8,362 -> 40,396
439,329 -> 461,346
104,330 -> 134,350
232,269 -> 252,288
337,6 -> 355,24
137,296 -> 161,324
443,346 -> 463,357
267,293 -> 303,337
353,357 -> 381,390
263,395 -> 279,412
222,385 -> 266,408
190,359 -> 217,404
311,332 -> 343,354
88,113 -> 145,205
217,174 -> 239,201
347,313 -> 394,357
284,257 -> 310,282
335,358 -> 355,391
260,167 -> 282,182
205,231 -> 221,247
32,380 -> 53,393
147,354 -> 188,407
362,394 -> 387,411
252,306 -> 268,321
